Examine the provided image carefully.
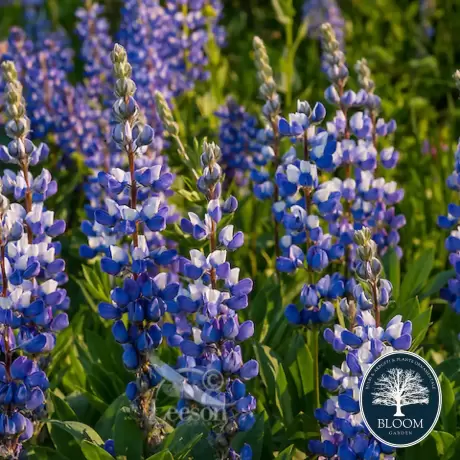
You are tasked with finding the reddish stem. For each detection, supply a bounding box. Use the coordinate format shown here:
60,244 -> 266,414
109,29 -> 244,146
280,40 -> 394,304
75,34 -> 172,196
371,280 -> 381,328
128,146 -> 139,249
21,162 -> 33,244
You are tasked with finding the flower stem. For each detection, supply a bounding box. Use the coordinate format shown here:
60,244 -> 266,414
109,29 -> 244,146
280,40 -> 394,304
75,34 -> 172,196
371,280 -> 381,328
210,219 -> 217,289
312,327 -> 320,410
128,145 -> 139,249
271,120 -> 281,262
20,162 -> 33,244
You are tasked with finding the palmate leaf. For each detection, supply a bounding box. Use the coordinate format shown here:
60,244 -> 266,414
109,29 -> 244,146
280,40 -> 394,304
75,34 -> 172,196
47,420 -> 105,460
47,420 -> 104,445
114,407 -> 144,460
419,269 -> 456,300
160,420 -> 213,458
283,333 -> 314,416
253,343 -> 293,425
277,444 -> 295,459
49,391 -> 78,422
399,248 -> 435,302
95,393 -> 129,441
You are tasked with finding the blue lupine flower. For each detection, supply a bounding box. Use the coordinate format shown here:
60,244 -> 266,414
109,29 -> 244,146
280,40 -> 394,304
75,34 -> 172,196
172,140 -> 257,458
91,45 -> 179,434
312,229 -> 407,459
0,27 -> 75,153
303,0 -> 345,48
0,61 -> 68,457
440,76 -> 460,313
215,97 -> 261,187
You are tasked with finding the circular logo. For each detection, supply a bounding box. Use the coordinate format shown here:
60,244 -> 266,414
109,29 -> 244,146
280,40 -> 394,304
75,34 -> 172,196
360,351 -> 441,448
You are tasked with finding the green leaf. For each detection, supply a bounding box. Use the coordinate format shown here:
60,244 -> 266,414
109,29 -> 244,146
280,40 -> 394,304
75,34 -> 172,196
277,444 -> 295,459
250,275 -> 280,342
114,406 -> 144,460
160,420 -> 212,458
253,343 -> 293,423
419,270 -> 456,300
284,333 -> 314,414
27,446 -> 70,460
410,307 -> 432,351
292,20 -> 308,55
231,413 -> 265,460
432,431 -> 456,458
439,374 -> 457,435
95,394 -> 129,440
81,441 -> 114,460
401,430 -> 455,459
49,391 -> 78,421
436,358 -> 460,386
145,451 -> 174,460
399,248 -> 434,301
47,420 -> 104,445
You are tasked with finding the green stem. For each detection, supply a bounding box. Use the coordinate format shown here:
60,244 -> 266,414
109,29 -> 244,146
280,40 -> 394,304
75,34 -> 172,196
335,298 -> 346,329
284,22 -> 294,109
310,327 -> 320,410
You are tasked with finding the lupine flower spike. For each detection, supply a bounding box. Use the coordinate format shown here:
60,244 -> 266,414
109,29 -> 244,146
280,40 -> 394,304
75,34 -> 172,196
251,36 -> 282,260
439,70 -> 460,313
0,60 -> 68,458
310,228 -> 411,459
173,140 -> 258,459
95,44 -> 178,444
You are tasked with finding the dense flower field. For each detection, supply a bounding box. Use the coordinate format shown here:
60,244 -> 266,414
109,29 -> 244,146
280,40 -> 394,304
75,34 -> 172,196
0,0 -> 459,459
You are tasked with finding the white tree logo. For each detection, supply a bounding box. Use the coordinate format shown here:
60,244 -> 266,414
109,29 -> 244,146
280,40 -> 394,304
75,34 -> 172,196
372,368 -> 430,417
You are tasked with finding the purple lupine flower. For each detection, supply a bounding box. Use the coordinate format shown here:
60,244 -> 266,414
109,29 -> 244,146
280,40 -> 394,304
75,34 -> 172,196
311,229 -> 410,459
420,0 -> 436,39
0,60 -> 68,457
170,141 -> 257,458
0,27 -> 75,153
161,0 -> 226,96
93,45 -> 178,438
117,0 -> 225,155
439,71 -> 460,314
215,97 -> 261,188
319,26 -> 405,262
303,0 -> 345,48
79,6 -> 179,261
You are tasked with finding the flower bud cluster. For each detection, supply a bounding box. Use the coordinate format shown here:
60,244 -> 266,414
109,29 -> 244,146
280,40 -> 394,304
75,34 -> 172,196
253,36 -> 280,121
